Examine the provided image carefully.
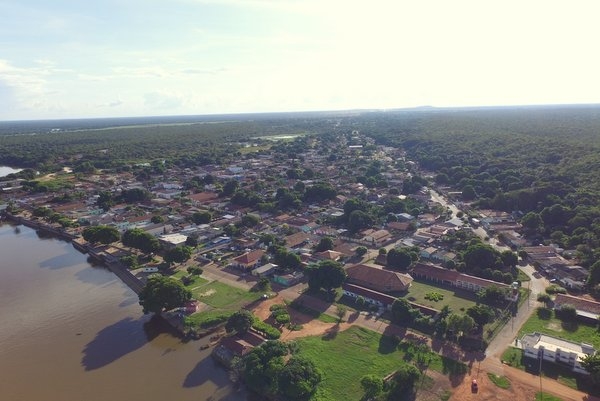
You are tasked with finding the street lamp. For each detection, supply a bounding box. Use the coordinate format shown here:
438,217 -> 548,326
539,348 -> 544,401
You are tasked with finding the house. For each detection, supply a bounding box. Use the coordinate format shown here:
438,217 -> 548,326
521,332 -> 594,375
159,233 -> 188,249
212,331 -> 265,368
313,250 -> 343,262
273,272 -> 304,287
188,191 -> 219,206
361,229 -> 393,247
230,249 -> 265,270
252,263 -> 278,277
346,264 -> 413,293
554,294 -> 600,321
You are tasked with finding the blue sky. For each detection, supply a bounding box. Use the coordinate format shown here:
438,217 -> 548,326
1,0 -> 600,120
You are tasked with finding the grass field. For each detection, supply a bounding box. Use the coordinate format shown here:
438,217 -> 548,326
405,280 -> 478,312
171,270 -> 209,287
487,373 -> 511,389
518,308 -> 600,349
535,392 -> 563,401
295,326 -> 466,401
192,280 -> 261,309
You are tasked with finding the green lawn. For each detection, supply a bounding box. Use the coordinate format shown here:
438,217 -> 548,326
405,280 -> 479,312
192,280 -> 261,309
171,269 -> 209,287
535,392 -> 564,401
295,326 -> 466,401
487,373 -> 511,389
518,308 -> 600,349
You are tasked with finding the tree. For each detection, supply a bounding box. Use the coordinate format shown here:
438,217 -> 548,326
360,374 -> 383,399
581,353 -> 600,385
221,179 -> 239,196
122,228 -> 161,254
386,247 -> 413,270
315,237 -> 334,252
277,357 -> 322,400
466,304 -> 494,327
241,213 -> 261,227
335,305 -> 347,322
521,211 -> 543,231
447,314 -> 474,338
226,309 -> 255,334
82,225 -> 120,244
500,250 -> 518,267
191,210 -> 212,224
391,298 -> 414,324
387,365 -> 420,398
555,305 -> 577,322
462,185 -> 476,200
537,293 -> 552,307
463,243 -> 501,271
355,246 -> 368,257
138,275 -> 192,314
164,245 -> 193,265
307,260 -> 347,292
478,285 -> 507,305
348,210 -> 373,233
187,265 -> 203,276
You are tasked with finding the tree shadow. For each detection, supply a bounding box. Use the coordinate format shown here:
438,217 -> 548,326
347,310 -> 360,323
536,307 -> 552,320
82,316 -> 154,371
183,356 -> 232,388
561,320 -> 579,332
322,323 -> 341,341
39,251 -> 85,270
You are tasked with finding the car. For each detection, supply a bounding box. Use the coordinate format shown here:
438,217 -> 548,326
471,379 -> 478,393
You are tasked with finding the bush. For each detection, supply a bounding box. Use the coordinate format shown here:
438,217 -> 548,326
252,320 -> 281,339
546,284 -> 567,294
424,292 -> 444,302
275,313 -> 291,324
270,304 -> 287,312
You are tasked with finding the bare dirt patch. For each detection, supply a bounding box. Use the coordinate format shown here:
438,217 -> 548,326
249,296 -> 351,340
197,289 -> 216,297
448,364 -> 536,401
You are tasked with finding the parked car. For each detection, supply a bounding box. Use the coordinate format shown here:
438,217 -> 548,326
471,379 -> 478,393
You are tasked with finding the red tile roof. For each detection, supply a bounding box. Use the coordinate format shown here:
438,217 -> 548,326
554,294 -> 600,315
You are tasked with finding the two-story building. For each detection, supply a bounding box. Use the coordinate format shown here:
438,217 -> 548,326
521,332 -> 594,375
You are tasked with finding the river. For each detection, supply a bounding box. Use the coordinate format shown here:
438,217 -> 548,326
0,222 -> 245,401
0,166 -> 22,177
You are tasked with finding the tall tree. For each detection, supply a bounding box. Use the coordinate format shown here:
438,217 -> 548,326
226,309 -> 255,334
277,357 -> 322,401
138,275 -> 192,314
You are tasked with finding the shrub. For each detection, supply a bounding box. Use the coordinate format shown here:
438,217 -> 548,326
275,313 -> 291,324
546,284 -> 567,294
424,292 -> 444,302
252,320 -> 281,339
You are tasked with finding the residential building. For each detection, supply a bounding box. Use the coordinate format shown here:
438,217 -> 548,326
230,249 -> 265,270
521,332 -> 594,375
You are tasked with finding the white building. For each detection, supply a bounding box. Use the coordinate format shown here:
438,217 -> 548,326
521,332 -> 594,375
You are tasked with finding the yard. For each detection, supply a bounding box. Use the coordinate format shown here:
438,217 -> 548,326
518,308 -> 600,349
183,279 -> 262,330
295,326 -> 465,401
404,280 -> 479,312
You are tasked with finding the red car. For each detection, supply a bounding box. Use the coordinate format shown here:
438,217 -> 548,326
471,379 -> 478,393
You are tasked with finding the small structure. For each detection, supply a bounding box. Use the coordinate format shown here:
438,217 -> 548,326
159,233 -> 188,249
273,272 -> 304,287
252,263 -> 278,277
521,332 -> 594,375
212,331 -> 265,368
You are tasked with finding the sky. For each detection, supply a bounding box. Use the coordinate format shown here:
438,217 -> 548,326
1,0 -> 600,120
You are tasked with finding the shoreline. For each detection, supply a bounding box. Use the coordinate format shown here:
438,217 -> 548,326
1,212 -> 224,341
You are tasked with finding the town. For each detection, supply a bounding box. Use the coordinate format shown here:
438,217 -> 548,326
2,125 -> 599,401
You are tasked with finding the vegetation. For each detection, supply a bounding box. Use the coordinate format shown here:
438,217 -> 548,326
138,275 -> 192,314
487,373 -> 511,389
82,225 -> 120,244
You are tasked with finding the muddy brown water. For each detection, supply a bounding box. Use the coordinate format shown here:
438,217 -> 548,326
0,223 -> 245,401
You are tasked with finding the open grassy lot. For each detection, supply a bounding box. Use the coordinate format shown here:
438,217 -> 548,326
170,269 -> 209,287
518,308 -> 600,349
404,280 -> 478,312
192,280 -> 261,309
295,326 -> 466,401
